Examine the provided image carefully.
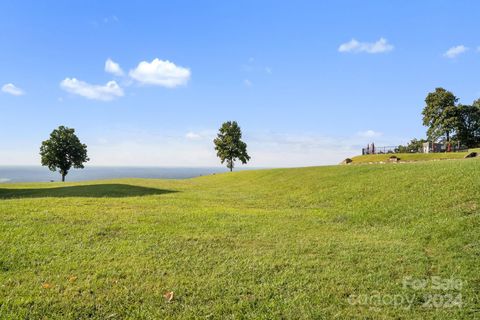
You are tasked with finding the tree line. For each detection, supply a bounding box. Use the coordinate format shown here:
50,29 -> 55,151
41,87 -> 479,181
40,121 -> 250,181
398,88 -> 480,152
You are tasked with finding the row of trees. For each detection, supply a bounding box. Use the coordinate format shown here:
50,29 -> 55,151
40,122 -> 250,181
396,138 -> 427,153
398,88 -> 480,153
422,88 -> 480,148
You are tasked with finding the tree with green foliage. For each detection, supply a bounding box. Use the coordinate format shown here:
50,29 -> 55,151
40,126 -> 89,182
213,121 -> 250,171
422,88 -> 458,145
451,100 -> 480,148
396,138 -> 427,153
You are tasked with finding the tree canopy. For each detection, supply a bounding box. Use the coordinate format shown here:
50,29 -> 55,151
455,102 -> 480,147
213,121 -> 250,171
422,87 -> 458,143
420,88 -> 480,148
40,126 -> 89,181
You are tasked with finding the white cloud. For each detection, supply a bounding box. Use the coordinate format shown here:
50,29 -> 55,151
185,132 -> 202,140
60,78 -> 124,101
1,83 -> 25,96
357,130 -> 383,138
338,38 -> 394,54
185,130 -> 216,141
444,45 -> 468,58
105,58 -> 124,76
244,79 -> 252,87
129,58 -> 191,87
86,131 -> 342,167
246,133 -> 355,166
103,15 -> 119,23
245,131 -> 406,167
86,132 -> 217,167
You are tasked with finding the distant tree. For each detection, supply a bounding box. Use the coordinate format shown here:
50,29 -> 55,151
422,88 -> 459,145
454,102 -> 480,148
213,121 -> 250,171
396,138 -> 427,153
40,126 -> 89,182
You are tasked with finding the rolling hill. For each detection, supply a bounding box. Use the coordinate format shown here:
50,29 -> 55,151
0,159 -> 479,319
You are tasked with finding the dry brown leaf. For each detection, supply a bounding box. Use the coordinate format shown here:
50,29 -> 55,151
163,291 -> 174,302
68,276 -> 77,283
42,283 -> 52,289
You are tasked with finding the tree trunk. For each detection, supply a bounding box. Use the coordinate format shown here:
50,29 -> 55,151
62,174 -> 66,182
446,131 -> 450,152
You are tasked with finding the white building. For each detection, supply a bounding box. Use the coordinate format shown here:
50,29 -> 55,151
422,142 -> 444,153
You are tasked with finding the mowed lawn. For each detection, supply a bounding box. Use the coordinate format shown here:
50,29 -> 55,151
350,152 -> 470,164
0,160 -> 479,319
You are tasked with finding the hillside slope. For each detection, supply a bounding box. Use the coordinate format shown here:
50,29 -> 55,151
0,159 -> 479,319
350,152 -> 469,163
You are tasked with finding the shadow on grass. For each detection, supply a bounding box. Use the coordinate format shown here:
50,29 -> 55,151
0,184 -> 177,199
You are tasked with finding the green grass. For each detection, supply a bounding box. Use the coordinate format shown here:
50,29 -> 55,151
350,152 -> 469,164
1,159 -> 479,319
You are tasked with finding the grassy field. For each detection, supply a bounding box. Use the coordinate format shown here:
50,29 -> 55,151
350,152 -> 470,164
0,159 -> 479,319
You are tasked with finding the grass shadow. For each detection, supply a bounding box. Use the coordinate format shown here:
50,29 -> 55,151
0,184 -> 177,199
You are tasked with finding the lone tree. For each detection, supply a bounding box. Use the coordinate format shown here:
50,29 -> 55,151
214,121 -> 250,171
422,88 -> 458,146
40,126 -> 89,182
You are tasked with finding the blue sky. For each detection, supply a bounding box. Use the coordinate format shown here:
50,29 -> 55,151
1,1 -> 480,167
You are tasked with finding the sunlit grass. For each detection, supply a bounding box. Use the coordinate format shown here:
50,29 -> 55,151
350,152 -> 469,163
0,159 -> 479,319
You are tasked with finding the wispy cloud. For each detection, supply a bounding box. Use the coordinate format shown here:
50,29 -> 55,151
86,131 -> 357,167
103,15 -> 119,24
60,78 -> 124,101
105,58 -> 124,76
1,83 -> 25,96
357,130 -> 383,138
185,130 -> 216,141
243,79 -> 253,87
338,38 -> 394,54
90,15 -> 119,27
185,132 -> 202,140
0,125 -> 406,166
129,58 -> 190,88
444,45 -> 468,58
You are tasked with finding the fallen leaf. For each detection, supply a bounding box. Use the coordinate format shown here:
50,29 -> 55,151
164,291 -> 174,302
42,283 -> 52,289
68,276 -> 77,283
